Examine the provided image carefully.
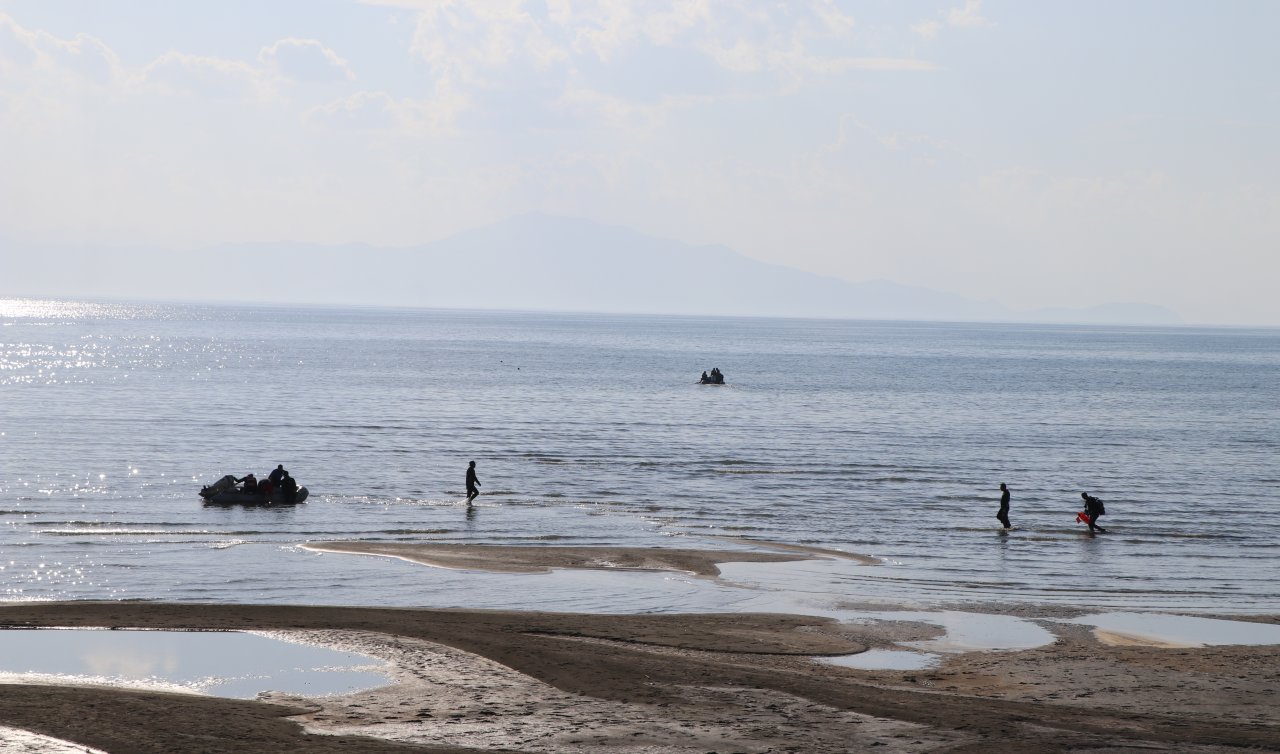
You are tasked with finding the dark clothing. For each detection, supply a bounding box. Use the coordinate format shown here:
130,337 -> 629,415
997,488 -> 1010,529
466,466 -> 480,502
268,467 -> 285,485
1082,494 -> 1107,532
281,476 -> 298,504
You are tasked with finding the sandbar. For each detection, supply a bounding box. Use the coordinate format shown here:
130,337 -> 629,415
301,542 -> 810,575
0,601 -> 1277,753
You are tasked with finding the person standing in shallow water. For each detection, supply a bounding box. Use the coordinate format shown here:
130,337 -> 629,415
466,461 -> 481,504
996,483 -> 1011,529
1081,492 -> 1107,533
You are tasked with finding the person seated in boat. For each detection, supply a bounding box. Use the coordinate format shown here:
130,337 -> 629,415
236,473 -> 258,493
258,477 -> 274,498
268,465 -> 286,485
280,473 -> 298,503
701,371 -> 709,383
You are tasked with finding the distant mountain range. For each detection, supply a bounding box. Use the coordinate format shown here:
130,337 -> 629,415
4,214 -> 1182,325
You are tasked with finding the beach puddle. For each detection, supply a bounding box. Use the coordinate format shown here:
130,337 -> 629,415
822,649 -> 939,671
0,629 -> 391,699
1069,612 -> 1280,648
863,611 -> 1057,653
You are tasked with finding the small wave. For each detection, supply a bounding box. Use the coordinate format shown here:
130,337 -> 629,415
209,540 -> 248,549
1153,531 -> 1253,540
38,528 -> 180,536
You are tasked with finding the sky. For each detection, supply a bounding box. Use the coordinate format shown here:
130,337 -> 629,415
0,1 -> 1277,324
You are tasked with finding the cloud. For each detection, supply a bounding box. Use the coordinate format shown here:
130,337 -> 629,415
408,1 -> 569,86
139,51 -> 276,101
556,85 -> 709,135
307,83 -> 469,132
913,0 -> 990,39
396,2 -> 927,84
948,0 -> 990,28
258,38 -> 356,83
911,20 -> 942,40
356,0 -> 436,7
803,56 -> 937,73
386,0 -> 931,129
308,90 -> 401,129
2,14 -> 359,105
0,13 -> 121,85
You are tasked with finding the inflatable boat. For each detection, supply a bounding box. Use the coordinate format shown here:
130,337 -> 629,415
200,474 -> 308,505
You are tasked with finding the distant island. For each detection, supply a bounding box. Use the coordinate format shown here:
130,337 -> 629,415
3,214 -> 1182,325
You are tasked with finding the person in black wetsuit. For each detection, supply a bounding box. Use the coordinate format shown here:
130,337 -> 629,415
466,461 -> 481,504
1081,492 -> 1107,533
269,465 -> 286,485
996,483 -> 1011,529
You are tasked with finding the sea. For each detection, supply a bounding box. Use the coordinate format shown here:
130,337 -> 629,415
1,298 -> 1277,615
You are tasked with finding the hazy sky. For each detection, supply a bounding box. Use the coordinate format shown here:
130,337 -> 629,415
1,1 -> 1277,324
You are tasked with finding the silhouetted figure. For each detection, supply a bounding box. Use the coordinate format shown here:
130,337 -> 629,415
237,473 -> 258,493
268,465 -> 286,485
996,483 -> 1011,529
280,473 -> 298,504
466,461 -> 481,503
701,371 -> 709,383
1081,492 -> 1107,533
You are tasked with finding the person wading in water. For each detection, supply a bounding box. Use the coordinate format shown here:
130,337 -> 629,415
466,461 -> 481,504
1081,491 -> 1107,533
996,483 -> 1011,529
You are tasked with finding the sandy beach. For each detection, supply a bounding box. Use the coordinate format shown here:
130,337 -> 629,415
0,546 -> 1277,753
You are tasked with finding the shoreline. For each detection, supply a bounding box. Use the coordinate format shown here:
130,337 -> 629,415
0,543 -> 1277,753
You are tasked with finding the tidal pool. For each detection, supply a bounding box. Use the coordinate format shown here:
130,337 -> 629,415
1068,612 -> 1280,648
822,649 -> 940,671
0,629 -> 391,699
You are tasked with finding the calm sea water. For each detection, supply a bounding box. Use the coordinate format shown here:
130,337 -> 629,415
1,299 -> 1277,613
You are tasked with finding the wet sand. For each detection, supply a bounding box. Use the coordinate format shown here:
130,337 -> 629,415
0,547 -> 1277,753
300,542 -> 809,575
